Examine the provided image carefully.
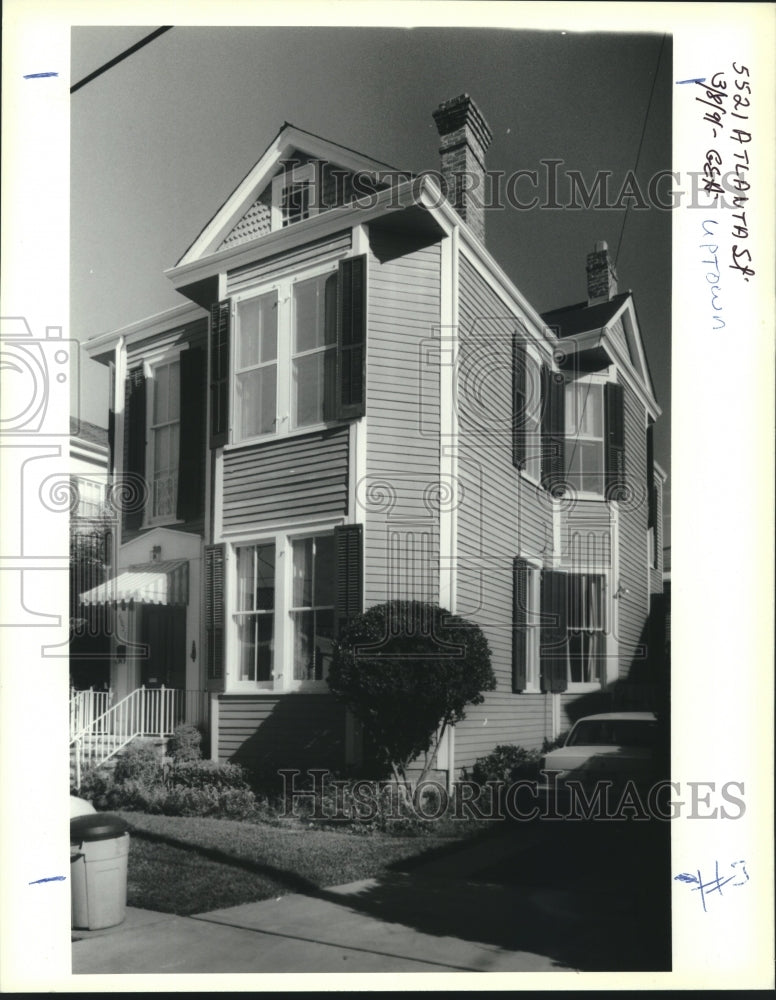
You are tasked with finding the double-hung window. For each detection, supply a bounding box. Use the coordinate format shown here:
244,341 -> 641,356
293,272 -> 338,428
225,527 -> 360,692
565,380 -> 605,494
150,359 -> 180,520
233,264 -> 339,444
235,292 -> 278,439
567,573 -> 606,683
291,534 -> 336,682
234,542 -> 276,684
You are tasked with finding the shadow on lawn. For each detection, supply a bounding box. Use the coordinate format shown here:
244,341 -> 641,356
130,819 -> 671,972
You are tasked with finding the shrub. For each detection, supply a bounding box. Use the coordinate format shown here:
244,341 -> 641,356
112,742 -> 165,786
540,731 -> 569,754
166,724 -> 203,763
469,744 -> 542,786
168,759 -> 249,792
328,600 -> 496,790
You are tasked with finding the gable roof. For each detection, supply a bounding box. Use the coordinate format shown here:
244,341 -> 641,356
541,292 -> 659,416
542,292 -> 631,339
176,122 -> 405,268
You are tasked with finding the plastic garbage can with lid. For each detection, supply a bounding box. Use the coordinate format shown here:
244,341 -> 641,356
70,813 -> 130,930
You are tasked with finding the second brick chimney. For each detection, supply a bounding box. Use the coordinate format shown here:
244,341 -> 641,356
432,94 -> 492,244
586,241 -> 618,305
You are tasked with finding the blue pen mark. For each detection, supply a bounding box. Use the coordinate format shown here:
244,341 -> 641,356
29,875 -> 66,885
675,860 -> 749,911
23,72 -> 59,79
676,77 -> 705,84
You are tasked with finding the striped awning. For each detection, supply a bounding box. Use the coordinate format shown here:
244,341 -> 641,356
79,559 -> 189,607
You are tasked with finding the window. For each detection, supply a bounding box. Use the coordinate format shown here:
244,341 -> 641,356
234,543 -> 275,683
293,272 -> 338,427
232,266 -> 338,443
150,359 -> 180,520
271,163 -> 318,230
540,570 -> 608,692
567,573 -> 605,683
291,534 -> 336,681
565,380 -> 604,494
222,525 -> 363,692
235,292 -> 278,439
73,478 -> 105,519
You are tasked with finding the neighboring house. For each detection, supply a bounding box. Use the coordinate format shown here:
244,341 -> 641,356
70,418 -> 113,691
83,94 -> 667,779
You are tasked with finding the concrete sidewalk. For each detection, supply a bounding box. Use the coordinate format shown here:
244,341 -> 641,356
71,829 -> 572,974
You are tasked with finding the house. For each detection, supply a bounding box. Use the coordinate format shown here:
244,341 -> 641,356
69,418 -> 113,690
81,94 -> 666,781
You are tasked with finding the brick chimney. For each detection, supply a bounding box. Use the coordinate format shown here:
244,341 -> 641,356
432,94 -> 492,244
586,240 -> 618,305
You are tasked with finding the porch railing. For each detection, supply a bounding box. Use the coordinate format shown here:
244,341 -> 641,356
70,686 -> 209,787
69,687 -> 112,740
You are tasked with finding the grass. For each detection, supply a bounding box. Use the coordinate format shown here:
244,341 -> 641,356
120,811 -> 481,915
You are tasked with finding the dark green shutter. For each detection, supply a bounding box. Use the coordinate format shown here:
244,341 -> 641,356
209,300 -> 231,448
512,336 -> 527,469
605,381 -> 626,498
512,557 -> 529,692
204,544 -> 225,680
541,365 -> 565,492
334,524 -> 363,634
335,255 -> 366,420
123,367 -> 146,532
540,569 -> 568,693
177,347 -> 206,522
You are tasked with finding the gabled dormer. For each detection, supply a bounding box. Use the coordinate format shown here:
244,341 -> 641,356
540,241 -> 661,501
176,123 -> 402,268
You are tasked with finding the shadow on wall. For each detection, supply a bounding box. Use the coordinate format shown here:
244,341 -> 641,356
221,694 -> 348,790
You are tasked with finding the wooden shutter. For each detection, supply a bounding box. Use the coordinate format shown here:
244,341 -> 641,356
204,544 -> 225,680
512,336 -> 527,469
605,381 -> 626,497
540,365 -> 565,492
540,569 -> 568,693
177,347 -> 206,522
335,255 -> 366,420
512,558 -> 530,692
334,523 -> 363,634
209,300 -> 231,449
123,367 -> 146,531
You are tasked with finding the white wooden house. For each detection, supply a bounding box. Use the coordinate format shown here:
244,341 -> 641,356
81,95 -> 666,779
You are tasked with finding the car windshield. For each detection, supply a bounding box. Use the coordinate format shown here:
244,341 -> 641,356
566,719 -> 657,748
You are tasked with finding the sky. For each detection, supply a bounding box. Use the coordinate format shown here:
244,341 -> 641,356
70,25 -> 672,535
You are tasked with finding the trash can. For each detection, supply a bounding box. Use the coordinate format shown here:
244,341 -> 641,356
70,813 -> 130,930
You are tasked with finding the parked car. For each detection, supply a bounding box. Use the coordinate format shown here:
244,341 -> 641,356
540,712 -> 660,802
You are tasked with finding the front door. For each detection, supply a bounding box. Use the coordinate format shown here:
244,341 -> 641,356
139,605 -> 186,689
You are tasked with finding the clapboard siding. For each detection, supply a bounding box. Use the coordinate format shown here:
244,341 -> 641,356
651,474 -> 664,592
454,255 -> 553,758
218,694 -> 346,771
222,426 -> 349,531
363,227 -> 441,606
454,693 -> 551,774
616,382 -> 650,679
226,231 -> 352,294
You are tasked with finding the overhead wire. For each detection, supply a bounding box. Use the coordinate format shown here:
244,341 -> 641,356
70,26 -> 173,94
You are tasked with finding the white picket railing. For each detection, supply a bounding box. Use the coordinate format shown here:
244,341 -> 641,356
69,688 -> 112,740
70,686 -> 209,787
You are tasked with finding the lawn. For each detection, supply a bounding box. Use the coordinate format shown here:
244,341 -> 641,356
120,812 -> 480,915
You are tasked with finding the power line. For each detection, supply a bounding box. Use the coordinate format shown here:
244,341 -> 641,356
614,34 -> 667,267
70,27 -> 173,94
